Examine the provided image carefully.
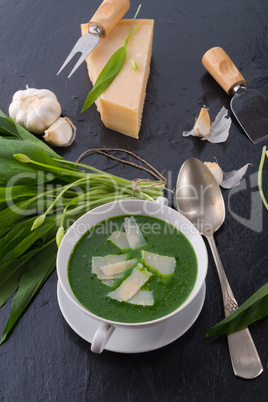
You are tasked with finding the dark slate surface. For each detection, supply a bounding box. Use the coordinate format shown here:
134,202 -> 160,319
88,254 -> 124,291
0,0 -> 268,401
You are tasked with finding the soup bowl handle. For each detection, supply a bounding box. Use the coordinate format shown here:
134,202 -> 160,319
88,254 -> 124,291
91,323 -> 115,353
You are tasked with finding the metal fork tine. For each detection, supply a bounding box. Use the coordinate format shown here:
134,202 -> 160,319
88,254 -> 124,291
67,52 -> 88,78
57,0 -> 130,78
57,46 -> 79,76
57,33 -> 100,77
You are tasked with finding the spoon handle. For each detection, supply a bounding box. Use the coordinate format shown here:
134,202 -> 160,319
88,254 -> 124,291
207,235 -> 263,379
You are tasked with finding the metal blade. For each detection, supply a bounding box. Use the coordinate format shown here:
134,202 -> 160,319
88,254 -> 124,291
230,88 -> 268,144
57,33 -> 100,78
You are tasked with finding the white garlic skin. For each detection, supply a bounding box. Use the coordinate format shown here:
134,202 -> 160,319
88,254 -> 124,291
204,162 -> 224,185
9,87 -> 61,134
193,106 -> 211,137
43,117 -> 76,147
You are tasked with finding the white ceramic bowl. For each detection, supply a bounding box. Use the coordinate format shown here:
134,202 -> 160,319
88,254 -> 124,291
56,197 -> 208,353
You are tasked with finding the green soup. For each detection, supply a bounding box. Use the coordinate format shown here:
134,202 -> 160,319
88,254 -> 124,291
68,215 -> 198,323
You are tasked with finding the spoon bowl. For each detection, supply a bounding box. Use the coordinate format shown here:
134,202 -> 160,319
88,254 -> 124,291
176,158 -> 225,236
176,157 -> 263,380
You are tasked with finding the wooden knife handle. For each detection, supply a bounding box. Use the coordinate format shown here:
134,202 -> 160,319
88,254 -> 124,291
202,47 -> 246,95
89,0 -> 130,37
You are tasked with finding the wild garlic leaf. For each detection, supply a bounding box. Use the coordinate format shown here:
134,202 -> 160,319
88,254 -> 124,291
0,218 -> 36,260
0,139 -> 59,186
82,6 -> 141,112
0,114 -> 23,139
0,241 -> 57,344
82,47 -> 126,112
0,266 -> 23,308
0,199 -> 37,234
206,282 -> 268,336
0,222 -> 55,265
0,223 -> 56,279
0,245 -> 47,307
0,111 -> 61,158
0,185 -> 37,202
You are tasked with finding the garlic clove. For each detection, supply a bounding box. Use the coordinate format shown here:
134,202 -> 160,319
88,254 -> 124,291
12,108 -> 27,128
183,106 -> 232,143
204,162 -> 224,185
204,161 -> 251,189
201,107 -> 231,143
36,89 -> 58,100
26,110 -> 45,134
193,106 -> 211,137
43,117 -> 76,147
183,106 -> 211,138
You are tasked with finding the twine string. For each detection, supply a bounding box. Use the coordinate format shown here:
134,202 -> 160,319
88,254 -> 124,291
76,148 -> 167,197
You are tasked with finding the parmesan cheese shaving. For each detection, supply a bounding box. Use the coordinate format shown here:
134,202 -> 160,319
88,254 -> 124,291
124,216 -> 146,249
102,279 -> 114,287
92,254 -> 126,279
108,264 -> 152,302
142,250 -> 176,275
108,231 -> 130,249
127,290 -> 154,306
100,259 -> 136,276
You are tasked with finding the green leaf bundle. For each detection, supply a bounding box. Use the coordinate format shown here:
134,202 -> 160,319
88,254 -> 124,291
0,110 -> 164,344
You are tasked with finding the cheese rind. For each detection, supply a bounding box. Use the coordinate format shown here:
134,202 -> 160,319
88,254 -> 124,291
81,19 -> 154,138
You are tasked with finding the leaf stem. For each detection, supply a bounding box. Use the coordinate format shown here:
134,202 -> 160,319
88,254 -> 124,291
31,177 -> 89,230
13,154 -> 84,179
258,146 -> 268,210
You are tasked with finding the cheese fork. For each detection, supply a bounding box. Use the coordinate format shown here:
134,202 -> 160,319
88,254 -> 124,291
57,0 -> 130,78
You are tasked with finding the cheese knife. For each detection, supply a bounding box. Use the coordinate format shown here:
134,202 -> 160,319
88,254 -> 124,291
57,0 -> 130,78
202,47 -> 268,144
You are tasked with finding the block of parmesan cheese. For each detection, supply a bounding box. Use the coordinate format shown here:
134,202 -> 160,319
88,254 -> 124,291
81,19 -> 154,138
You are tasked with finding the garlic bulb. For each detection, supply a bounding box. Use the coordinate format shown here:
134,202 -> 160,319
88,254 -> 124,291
43,117 -> 76,147
9,87 -> 61,134
193,106 -> 211,137
204,162 -> 223,185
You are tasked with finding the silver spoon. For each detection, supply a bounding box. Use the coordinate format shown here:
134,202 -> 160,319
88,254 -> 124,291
176,157 -> 263,379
